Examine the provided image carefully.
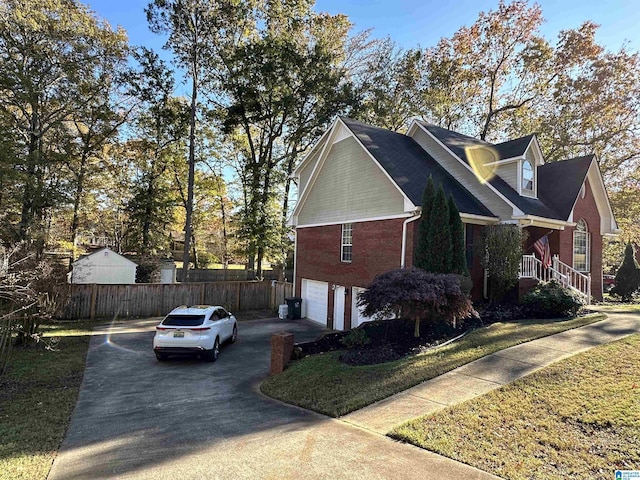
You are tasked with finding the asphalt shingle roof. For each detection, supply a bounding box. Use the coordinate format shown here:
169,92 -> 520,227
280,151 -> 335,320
338,118 -> 594,223
537,155 -> 594,220
494,135 -> 535,160
417,122 -> 589,220
339,117 -> 495,218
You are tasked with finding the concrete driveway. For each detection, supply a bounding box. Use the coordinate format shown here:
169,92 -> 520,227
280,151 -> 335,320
48,317 -> 497,480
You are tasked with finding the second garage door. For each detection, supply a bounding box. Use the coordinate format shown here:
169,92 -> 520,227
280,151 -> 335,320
301,279 -> 328,325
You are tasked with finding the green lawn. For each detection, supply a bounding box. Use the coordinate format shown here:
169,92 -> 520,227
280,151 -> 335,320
391,333 -> 640,480
589,302 -> 640,314
0,319 -> 99,480
261,313 -> 606,417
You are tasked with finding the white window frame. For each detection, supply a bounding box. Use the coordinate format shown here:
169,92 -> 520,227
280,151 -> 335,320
341,223 -> 353,263
522,160 -> 534,192
573,219 -> 590,272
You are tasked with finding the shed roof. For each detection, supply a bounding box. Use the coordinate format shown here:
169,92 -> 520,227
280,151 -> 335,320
73,248 -> 138,267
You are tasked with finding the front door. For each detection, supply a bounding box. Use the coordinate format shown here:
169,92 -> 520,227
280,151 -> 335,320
333,286 -> 345,331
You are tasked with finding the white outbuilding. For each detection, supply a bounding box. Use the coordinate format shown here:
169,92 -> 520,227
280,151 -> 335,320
71,248 -> 137,284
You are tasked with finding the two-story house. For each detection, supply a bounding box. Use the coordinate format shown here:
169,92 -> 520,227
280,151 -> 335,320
289,117 -> 618,330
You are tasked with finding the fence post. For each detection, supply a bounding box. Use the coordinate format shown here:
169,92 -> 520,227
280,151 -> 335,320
200,283 -> 205,305
235,282 -> 241,312
90,283 -> 97,320
270,281 -> 276,309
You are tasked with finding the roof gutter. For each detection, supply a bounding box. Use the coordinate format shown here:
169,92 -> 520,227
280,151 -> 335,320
459,213 -> 500,225
511,215 -> 575,229
401,212 -> 421,268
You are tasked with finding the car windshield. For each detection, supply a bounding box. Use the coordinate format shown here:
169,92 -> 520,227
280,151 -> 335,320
162,314 -> 206,326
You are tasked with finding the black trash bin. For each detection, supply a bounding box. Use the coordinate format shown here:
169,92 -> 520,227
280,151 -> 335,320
285,297 -> 302,320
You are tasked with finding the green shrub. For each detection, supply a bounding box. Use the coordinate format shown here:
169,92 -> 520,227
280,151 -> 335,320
339,329 -> 371,349
479,225 -> 527,302
521,280 -> 584,318
196,251 -> 218,268
611,243 -> 640,301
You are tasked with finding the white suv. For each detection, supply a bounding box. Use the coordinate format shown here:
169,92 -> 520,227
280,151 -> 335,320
153,305 -> 237,362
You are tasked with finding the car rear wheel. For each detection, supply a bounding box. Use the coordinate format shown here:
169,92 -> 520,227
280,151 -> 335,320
231,325 -> 237,343
205,337 -> 219,362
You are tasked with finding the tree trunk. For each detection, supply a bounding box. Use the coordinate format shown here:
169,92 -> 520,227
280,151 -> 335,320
181,71 -> 198,283
414,317 -> 420,338
218,188 -> 229,280
19,110 -> 40,240
191,233 -> 198,269
70,154 -> 88,263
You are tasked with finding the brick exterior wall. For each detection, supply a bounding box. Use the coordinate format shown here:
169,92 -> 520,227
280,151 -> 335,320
296,218 -> 408,330
295,217 -> 487,329
558,178 -> 603,301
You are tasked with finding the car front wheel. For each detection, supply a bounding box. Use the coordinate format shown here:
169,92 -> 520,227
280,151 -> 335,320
205,337 -> 219,362
231,325 -> 237,343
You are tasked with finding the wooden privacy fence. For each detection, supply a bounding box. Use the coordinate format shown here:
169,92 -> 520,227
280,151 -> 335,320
61,281 -> 294,320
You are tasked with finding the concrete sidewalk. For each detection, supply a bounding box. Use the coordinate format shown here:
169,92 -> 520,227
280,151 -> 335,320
342,312 -> 640,434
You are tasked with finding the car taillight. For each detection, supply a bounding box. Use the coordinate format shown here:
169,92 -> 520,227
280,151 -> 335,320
190,327 -> 211,331
156,326 -> 169,330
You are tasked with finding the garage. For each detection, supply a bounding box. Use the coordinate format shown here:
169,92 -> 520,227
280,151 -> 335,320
301,279 -> 328,325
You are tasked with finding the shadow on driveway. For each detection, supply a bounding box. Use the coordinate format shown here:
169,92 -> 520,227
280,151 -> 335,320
48,316 -> 503,480
48,317 -> 327,479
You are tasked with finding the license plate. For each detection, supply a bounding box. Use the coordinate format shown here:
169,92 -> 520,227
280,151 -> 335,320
173,331 -> 184,338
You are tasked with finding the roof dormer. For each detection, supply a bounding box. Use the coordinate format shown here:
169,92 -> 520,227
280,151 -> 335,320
491,135 -> 544,198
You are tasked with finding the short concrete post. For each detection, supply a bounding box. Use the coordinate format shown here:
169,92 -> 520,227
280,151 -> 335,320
270,332 -> 294,375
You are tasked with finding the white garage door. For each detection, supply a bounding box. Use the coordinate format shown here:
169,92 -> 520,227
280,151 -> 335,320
301,279 -> 328,325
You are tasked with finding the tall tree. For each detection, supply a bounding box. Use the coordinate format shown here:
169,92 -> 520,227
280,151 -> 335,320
423,0 -> 552,140
414,180 -> 453,273
353,38 -> 424,132
414,176 -> 436,271
448,194 -> 468,277
0,0 -> 128,245
146,0 -> 223,280
424,185 -> 452,273
217,2 -> 354,277
125,48 -> 189,253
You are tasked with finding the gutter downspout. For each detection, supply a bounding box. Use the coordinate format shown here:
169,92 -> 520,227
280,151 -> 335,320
401,213 -> 421,268
293,229 -> 298,295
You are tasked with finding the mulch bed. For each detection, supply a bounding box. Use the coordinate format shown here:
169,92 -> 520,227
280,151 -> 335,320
293,317 -> 470,366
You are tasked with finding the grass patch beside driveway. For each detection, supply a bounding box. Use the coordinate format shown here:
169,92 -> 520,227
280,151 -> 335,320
391,333 -> 640,480
261,313 -> 605,417
0,319 -> 99,480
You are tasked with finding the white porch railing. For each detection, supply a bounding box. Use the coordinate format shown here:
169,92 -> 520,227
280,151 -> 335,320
520,254 -> 591,305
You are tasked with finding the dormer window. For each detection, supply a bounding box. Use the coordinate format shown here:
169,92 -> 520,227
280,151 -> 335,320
522,161 -> 534,191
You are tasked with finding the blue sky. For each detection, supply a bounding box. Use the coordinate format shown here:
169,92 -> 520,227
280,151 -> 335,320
86,0 -> 639,53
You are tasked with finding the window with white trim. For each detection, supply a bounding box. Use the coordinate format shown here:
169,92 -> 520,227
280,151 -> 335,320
522,160 -> 534,191
341,223 -> 353,262
573,219 -> 589,272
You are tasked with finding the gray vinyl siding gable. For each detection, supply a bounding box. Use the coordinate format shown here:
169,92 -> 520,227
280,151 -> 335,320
496,163 -> 518,191
297,137 -> 406,225
410,128 -> 514,219
298,149 -> 320,194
